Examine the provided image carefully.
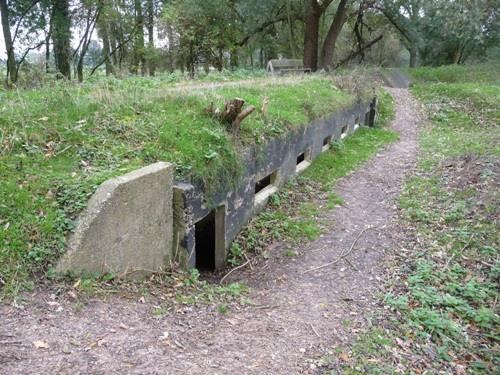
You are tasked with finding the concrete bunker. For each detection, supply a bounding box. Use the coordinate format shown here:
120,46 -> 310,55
55,88 -> 390,277
194,205 -> 226,271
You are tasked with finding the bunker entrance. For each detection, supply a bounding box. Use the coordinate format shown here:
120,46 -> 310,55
195,206 -> 225,271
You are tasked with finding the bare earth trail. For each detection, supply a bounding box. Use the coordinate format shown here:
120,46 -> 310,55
0,88 -> 423,375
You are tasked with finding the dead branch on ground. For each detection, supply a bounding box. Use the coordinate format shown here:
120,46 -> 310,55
302,226 -> 378,274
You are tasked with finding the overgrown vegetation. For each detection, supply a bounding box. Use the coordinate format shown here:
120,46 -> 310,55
319,64 -> 499,373
229,89 -> 397,265
0,73 -> 372,298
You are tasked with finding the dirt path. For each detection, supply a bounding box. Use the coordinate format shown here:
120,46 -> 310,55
0,88 -> 423,375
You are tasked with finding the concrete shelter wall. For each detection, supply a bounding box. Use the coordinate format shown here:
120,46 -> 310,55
175,100 -> 373,269
57,162 -> 174,277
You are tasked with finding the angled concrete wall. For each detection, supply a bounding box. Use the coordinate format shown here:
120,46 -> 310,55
57,162 -> 174,277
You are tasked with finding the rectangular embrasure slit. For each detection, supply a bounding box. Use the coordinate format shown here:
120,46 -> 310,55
255,174 -> 272,194
322,136 -> 332,152
296,148 -> 311,173
354,116 -> 360,131
254,171 -> 278,207
340,125 -> 348,139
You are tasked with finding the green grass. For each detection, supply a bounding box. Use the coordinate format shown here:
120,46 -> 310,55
0,74 -> 360,298
407,63 -> 500,84
325,65 -> 499,374
229,89 -> 398,265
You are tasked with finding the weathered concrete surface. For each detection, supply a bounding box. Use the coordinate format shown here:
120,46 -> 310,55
57,162 -> 174,276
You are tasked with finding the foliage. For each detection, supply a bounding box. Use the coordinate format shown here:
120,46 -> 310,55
379,0 -> 500,66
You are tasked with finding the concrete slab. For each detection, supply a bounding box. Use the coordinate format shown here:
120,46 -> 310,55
57,162 -> 174,277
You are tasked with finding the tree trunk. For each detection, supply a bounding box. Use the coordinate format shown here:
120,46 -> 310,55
230,48 -> 238,70
0,0 -> 17,86
166,24 -> 175,72
99,24 -> 114,76
286,0 -> 296,58
133,0 -> 145,75
409,45 -> 417,68
187,41 -> 195,79
109,28 -> 119,66
320,0 -> 349,70
146,0 -> 155,76
215,47 -> 224,71
52,0 -> 71,79
45,5 -> 54,73
303,0 -> 321,71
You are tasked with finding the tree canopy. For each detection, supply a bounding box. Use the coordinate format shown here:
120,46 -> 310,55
0,0 -> 498,86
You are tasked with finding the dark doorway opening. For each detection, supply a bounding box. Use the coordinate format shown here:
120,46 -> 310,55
255,174 -> 272,194
195,210 -> 216,270
297,152 -> 305,164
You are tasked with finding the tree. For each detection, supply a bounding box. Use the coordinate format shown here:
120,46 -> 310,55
378,0 -> 498,67
146,0 -> 155,75
319,0 -> 350,70
303,0 -> 333,71
73,0 -> 102,82
52,0 -> 71,79
1,0 -> 48,85
376,0 -> 422,67
164,0 -> 243,76
0,0 -> 17,85
132,0 -> 146,75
